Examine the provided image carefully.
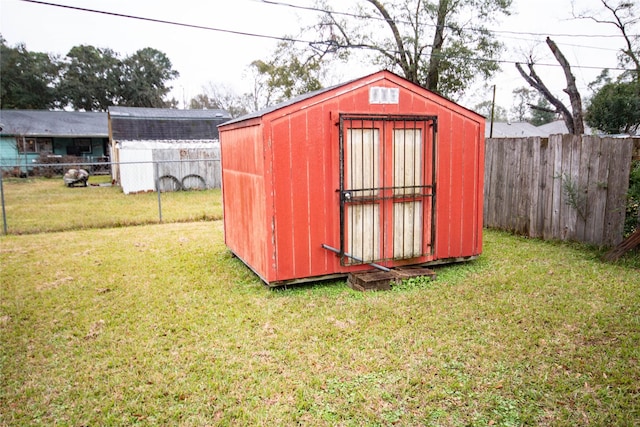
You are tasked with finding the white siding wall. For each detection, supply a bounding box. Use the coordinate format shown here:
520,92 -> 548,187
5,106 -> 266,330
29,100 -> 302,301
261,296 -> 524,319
119,148 -> 155,194
115,140 -> 221,194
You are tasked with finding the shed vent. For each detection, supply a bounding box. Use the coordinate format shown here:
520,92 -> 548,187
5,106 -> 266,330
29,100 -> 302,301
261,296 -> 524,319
369,87 -> 399,104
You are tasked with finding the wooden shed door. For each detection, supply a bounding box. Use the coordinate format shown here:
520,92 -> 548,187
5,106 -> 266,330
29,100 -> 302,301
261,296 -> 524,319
339,114 -> 437,266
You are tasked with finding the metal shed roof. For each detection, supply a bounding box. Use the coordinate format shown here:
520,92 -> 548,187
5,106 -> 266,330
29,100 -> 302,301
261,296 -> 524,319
221,83 -> 343,126
109,107 -> 231,141
109,106 -> 231,119
0,110 -> 108,137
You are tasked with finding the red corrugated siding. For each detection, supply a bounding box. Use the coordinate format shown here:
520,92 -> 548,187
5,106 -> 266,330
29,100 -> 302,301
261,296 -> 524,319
464,117 -> 483,256
435,109 -> 452,258
220,123 -> 272,281
219,70 -> 485,285
270,104 -> 343,281
476,118 -> 486,255
431,103 -> 485,261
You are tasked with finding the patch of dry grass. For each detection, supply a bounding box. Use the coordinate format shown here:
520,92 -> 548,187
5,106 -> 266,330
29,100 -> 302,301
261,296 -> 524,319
1,223 -> 638,426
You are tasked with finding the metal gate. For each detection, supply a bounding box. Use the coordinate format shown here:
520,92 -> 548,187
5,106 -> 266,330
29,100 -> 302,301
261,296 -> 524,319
339,114 -> 437,266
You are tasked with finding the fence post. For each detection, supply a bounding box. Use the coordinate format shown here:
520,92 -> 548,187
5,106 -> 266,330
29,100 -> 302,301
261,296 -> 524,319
155,161 -> 163,223
0,172 -> 7,235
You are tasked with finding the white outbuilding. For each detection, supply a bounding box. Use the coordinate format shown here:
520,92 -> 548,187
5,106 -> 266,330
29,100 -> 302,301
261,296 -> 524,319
108,107 -> 230,194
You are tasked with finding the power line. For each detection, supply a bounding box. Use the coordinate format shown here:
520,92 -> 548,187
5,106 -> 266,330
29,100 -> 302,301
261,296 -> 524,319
253,0 -> 629,39
504,36 -> 621,53
18,0 -> 313,44
252,0 -> 627,57
17,0 -> 632,73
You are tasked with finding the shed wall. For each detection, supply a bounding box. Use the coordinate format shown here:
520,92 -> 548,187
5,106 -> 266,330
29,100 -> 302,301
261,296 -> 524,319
270,103 -> 339,282
434,111 -> 484,259
220,124 -> 271,280
267,82 -> 484,283
119,149 -> 154,194
117,142 -> 221,194
154,147 -> 221,191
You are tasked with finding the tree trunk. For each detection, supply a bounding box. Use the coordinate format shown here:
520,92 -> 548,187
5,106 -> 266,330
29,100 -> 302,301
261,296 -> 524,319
426,0 -> 449,91
546,37 -> 584,135
366,0 -> 417,83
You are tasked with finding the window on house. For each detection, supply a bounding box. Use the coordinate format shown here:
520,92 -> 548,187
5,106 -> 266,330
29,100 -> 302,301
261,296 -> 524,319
75,138 -> 92,154
66,139 -> 92,156
39,138 -> 53,153
16,137 -> 53,154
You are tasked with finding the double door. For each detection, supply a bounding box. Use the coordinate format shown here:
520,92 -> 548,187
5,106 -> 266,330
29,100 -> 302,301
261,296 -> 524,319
339,114 -> 437,265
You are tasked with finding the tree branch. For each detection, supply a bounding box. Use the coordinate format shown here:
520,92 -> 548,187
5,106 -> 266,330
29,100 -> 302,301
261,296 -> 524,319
527,103 -> 557,114
573,0 -> 640,81
515,61 -> 575,133
600,0 -> 640,80
313,7 -> 400,69
366,0 -> 416,82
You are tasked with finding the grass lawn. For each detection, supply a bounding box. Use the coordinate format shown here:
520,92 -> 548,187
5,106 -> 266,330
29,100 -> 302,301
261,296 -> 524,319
0,176 -> 222,234
1,221 -> 638,426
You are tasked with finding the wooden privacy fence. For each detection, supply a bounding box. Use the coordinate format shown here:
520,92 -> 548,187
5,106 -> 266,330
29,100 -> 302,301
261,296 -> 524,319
484,135 -> 637,247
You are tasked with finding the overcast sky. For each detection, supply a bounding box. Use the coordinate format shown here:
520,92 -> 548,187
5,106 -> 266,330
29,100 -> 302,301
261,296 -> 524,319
0,0 -> 632,114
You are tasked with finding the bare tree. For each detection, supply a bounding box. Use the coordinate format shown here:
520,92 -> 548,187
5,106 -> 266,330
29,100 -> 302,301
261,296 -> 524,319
572,0 -> 639,81
189,83 -> 250,118
515,37 -> 584,135
572,1 -> 640,135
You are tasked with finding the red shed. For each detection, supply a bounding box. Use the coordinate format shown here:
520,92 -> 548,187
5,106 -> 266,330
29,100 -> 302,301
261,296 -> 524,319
219,70 -> 485,286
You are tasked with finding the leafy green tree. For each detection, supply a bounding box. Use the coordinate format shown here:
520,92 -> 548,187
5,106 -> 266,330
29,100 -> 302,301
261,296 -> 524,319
588,68 -> 613,93
473,100 -> 507,121
247,40 -> 324,110
189,94 -> 216,110
529,97 -> 556,126
585,80 -> 640,134
625,160 -> 640,235
576,1 -> 640,135
313,0 -> 512,99
507,87 -> 555,125
119,48 -> 179,108
510,87 -> 534,121
0,36 -> 60,109
1,38 -> 180,111
58,45 -> 122,111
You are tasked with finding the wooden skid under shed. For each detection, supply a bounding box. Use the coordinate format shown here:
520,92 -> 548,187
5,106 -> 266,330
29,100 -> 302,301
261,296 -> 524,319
348,266 -> 437,291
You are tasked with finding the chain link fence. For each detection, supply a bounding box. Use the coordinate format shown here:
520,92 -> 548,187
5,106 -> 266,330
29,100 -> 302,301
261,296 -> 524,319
0,158 -> 223,235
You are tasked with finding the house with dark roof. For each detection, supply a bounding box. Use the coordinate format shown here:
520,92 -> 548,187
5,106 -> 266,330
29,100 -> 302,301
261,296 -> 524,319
0,110 -> 108,173
108,107 -> 231,194
109,107 -> 229,141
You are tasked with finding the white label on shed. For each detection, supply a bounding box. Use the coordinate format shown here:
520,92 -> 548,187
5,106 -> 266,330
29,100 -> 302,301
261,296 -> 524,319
369,87 -> 399,104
